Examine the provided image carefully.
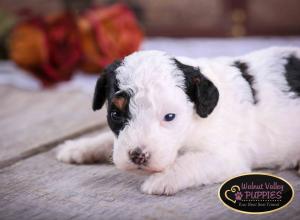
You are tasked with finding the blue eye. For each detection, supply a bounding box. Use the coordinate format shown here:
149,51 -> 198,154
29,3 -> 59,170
164,113 -> 176,122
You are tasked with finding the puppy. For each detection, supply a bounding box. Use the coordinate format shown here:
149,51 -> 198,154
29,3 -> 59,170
57,47 -> 300,195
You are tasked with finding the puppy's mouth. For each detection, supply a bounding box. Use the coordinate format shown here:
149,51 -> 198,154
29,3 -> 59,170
137,165 -> 163,173
122,163 -> 164,174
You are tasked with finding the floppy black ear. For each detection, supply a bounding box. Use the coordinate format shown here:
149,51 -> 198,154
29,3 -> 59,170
92,60 -> 122,111
92,74 -> 107,111
174,59 -> 219,118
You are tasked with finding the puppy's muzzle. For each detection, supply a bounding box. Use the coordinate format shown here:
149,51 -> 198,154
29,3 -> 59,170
129,147 -> 150,165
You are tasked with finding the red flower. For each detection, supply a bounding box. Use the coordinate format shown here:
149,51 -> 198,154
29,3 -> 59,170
9,13 -> 81,85
78,4 -> 144,73
43,13 -> 81,83
9,4 -> 143,85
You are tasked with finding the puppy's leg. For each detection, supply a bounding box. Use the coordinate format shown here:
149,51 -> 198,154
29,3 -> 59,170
56,131 -> 114,164
141,151 -> 250,195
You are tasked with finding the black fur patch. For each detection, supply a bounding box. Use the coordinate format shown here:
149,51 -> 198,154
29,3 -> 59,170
92,60 -> 122,111
174,59 -> 219,118
92,60 -> 131,136
285,55 -> 300,97
107,91 -> 131,136
233,61 -> 258,104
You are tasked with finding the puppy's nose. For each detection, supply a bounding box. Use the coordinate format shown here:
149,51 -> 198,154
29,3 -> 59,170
129,147 -> 150,165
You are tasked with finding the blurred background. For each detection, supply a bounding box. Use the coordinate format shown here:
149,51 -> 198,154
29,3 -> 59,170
0,0 -> 300,90
1,0 -> 300,37
1,2 -> 300,218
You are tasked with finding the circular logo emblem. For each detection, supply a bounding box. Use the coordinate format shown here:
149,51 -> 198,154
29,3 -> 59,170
218,173 -> 294,214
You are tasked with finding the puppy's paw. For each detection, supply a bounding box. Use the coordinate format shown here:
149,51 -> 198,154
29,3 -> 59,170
56,140 -> 95,164
141,173 -> 179,195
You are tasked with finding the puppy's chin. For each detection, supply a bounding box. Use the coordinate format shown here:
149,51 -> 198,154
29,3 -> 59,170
114,161 -> 166,174
139,165 -> 164,173
125,167 -> 162,176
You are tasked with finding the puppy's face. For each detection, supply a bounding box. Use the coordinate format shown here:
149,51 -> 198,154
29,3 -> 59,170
93,51 -> 219,172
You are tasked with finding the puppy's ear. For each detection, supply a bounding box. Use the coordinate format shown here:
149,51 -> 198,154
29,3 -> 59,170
92,60 -> 122,111
92,74 -> 107,111
174,59 -> 219,118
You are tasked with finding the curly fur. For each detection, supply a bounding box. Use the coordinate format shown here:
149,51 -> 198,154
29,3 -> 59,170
57,47 -> 300,195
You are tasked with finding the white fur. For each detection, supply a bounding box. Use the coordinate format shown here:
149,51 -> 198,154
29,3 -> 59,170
57,47 -> 300,195
57,132 -> 113,164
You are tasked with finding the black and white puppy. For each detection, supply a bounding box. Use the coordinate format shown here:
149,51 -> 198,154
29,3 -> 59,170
57,47 -> 300,195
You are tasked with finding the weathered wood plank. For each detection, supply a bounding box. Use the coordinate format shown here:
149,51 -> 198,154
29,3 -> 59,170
0,86 -> 107,168
0,149 -> 299,220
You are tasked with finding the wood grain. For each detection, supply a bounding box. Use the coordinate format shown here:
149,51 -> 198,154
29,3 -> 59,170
0,150 -> 299,220
0,86 -> 107,168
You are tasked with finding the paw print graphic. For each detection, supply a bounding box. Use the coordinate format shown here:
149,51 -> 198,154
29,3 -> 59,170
235,192 -> 243,201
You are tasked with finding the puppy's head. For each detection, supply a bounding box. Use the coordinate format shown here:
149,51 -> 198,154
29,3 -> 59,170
93,51 -> 219,172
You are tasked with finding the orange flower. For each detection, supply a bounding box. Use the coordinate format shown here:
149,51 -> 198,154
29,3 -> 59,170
9,3 -> 143,85
9,21 -> 47,72
79,4 -> 143,72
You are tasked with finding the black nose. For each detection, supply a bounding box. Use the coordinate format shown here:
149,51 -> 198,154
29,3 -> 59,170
129,147 -> 150,165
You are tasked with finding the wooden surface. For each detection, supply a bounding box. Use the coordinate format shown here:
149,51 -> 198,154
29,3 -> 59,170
0,86 -> 107,168
0,85 -> 299,220
0,152 -> 299,220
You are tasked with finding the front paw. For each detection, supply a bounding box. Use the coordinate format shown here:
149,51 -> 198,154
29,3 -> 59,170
141,173 -> 179,195
56,140 -> 93,164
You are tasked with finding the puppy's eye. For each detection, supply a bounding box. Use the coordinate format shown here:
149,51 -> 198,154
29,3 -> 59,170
110,111 -> 123,122
164,113 -> 176,122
